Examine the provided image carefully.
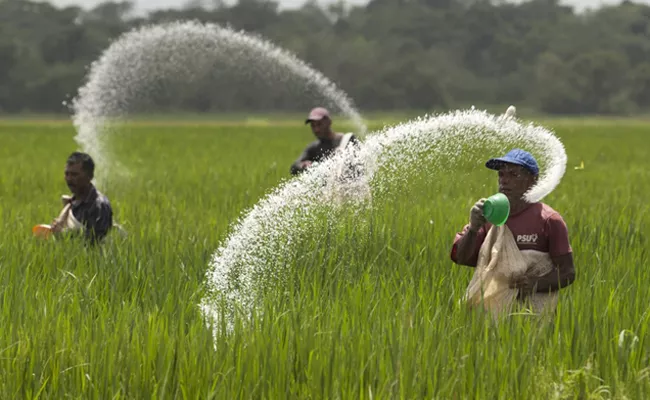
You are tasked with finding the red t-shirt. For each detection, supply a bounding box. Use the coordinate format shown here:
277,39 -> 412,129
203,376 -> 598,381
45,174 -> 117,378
450,202 -> 572,267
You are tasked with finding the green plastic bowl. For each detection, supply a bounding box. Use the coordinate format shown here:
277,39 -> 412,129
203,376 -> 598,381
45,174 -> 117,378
483,193 -> 510,226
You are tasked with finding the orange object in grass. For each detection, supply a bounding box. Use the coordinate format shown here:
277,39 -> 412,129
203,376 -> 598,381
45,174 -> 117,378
32,224 -> 53,239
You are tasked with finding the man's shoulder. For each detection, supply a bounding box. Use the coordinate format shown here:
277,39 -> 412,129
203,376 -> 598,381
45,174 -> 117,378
94,189 -> 113,210
342,133 -> 361,147
534,202 -> 566,223
305,140 -> 321,149
514,202 -> 566,227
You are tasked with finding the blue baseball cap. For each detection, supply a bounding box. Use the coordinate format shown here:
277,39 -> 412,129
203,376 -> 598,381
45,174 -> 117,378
485,149 -> 539,176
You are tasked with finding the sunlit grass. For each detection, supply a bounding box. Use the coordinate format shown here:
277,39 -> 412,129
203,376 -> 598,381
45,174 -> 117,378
0,117 -> 647,398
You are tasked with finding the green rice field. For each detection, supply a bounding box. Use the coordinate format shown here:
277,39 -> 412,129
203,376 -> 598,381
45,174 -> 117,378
0,116 -> 648,398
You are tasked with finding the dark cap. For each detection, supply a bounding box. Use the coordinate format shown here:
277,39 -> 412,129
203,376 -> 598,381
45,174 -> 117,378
305,107 -> 330,124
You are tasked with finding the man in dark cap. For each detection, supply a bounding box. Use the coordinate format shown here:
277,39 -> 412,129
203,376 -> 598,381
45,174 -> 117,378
290,107 -> 360,175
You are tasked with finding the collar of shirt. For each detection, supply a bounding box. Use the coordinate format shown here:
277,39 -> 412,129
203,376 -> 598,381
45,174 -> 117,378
71,186 -> 98,208
319,136 -> 343,147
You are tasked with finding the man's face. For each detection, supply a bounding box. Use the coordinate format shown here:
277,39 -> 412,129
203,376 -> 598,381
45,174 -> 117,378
65,162 -> 91,194
497,163 -> 537,201
309,117 -> 331,138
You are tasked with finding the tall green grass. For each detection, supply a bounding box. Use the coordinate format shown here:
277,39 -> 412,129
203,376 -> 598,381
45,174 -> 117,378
0,118 -> 647,398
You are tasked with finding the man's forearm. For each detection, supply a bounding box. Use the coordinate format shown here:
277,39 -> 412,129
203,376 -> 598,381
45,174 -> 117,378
454,228 -> 480,266
290,159 -> 308,175
532,267 -> 576,293
290,162 -> 301,175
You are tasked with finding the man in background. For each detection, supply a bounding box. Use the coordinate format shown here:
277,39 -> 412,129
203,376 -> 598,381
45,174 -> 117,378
50,152 -> 114,244
290,107 -> 359,175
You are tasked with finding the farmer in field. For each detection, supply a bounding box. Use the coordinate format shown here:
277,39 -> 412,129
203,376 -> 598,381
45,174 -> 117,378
47,152 -> 114,244
290,107 -> 371,204
290,107 -> 360,175
450,149 -> 575,316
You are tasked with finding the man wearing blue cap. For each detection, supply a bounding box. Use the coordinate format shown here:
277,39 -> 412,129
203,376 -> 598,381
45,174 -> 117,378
451,149 -> 576,301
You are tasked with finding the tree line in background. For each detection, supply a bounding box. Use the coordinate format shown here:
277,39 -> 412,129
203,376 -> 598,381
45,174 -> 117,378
1,0 -> 650,115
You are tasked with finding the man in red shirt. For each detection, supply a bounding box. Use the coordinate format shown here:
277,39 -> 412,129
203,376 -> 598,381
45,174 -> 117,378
451,149 -> 576,299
